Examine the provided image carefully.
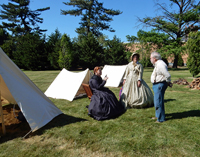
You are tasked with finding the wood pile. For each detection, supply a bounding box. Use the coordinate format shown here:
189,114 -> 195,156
173,78 -> 189,85
187,78 -> 200,90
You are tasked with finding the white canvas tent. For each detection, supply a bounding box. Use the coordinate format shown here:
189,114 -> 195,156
45,68 -> 92,101
0,47 -> 63,133
101,65 -> 127,87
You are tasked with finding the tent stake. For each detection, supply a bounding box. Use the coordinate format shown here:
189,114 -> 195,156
22,130 -> 32,139
0,91 -> 6,135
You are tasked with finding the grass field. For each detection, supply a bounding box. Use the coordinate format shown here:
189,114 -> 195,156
0,67 -> 200,157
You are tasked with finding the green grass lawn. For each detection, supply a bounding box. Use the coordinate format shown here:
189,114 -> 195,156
0,68 -> 200,157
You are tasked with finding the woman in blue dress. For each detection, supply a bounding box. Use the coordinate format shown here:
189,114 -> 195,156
88,66 -> 126,120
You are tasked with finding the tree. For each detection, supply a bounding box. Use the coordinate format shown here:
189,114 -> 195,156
0,28 -> 9,45
1,39 -> 15,59
0,0 -> 50,36
46,29 -> 62,69
76,32 -> 104,69
186,31 -> 200,77
14,33 -> 47,70
126,30 -> 170,67
104,36 -> 128,65
138,0 -> 200,68
0,28 -> 15,59
61,0 -> 122,36
58,34 -> 73,69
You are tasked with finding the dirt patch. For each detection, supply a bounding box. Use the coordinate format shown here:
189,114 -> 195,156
0,104 -> 30,138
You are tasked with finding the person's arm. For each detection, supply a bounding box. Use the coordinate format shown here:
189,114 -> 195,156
123,65 -> 129,84
90,78 -> 106,90
137,64 -> 143,87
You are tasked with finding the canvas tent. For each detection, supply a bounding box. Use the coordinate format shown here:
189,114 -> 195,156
101,65 -> 127,87
45,68 -> 92,101
0,47 -> 63,133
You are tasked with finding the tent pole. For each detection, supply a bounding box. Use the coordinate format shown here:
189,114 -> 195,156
0,90 -> 6,135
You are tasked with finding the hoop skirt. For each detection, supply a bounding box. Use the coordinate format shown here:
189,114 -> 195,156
88,75 -> 125,120
120,62 -> 154,108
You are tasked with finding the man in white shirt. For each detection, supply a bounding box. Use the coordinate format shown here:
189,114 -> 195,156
150,51 -> 172,123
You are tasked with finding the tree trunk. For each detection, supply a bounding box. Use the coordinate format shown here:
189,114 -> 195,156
173,54 -> 178,68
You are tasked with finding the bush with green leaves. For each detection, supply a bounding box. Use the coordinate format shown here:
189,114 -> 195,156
186,31 -> 200,77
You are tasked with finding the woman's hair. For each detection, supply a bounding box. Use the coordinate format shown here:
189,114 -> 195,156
93,66 -> 101,74
131,53 -> 140,61
151,51 -> 161,60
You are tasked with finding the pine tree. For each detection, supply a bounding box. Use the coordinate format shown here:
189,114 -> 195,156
14,33 -> 47,70
46,29 -> 62,69
58,34 -> 73,69
0,28 -> 9,45
61,0 -> 122,36
104,36 -> 127,65
0,0 -> 50,36
77,32 -> 104,69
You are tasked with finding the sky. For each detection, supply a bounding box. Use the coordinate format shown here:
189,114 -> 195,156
0,0 -> 171,42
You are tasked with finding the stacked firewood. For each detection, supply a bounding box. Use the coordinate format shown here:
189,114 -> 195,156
187,78 -> 200,90
173,78 -> 189,85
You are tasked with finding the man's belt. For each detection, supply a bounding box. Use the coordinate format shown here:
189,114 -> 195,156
153,81 -> 166,85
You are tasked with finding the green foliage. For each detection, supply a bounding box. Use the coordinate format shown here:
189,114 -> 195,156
162,57 -> 169,66
58,34 -> 73,70
61,0 -> 122,37
0,28 -> 9,45
128,30 -> 168,67
139,57 -> 152,67
76,32 -> 104,69
0,0 -> 50,36
0,28 -> 14,59
1,39 -> 15,59
126,35 -> 138,43
186,31 -> 200,76
138,0 -> 200,68
177,53 -> 184,66
137,30 -> 170,49
104,36 -> 128,65
126,51 -> 133,62
46,29 -> 62,70
13,33 -> 47,70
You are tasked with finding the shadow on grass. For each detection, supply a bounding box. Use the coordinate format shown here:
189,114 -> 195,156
73,94 -> 88,100
164,99 -> 176,103
166,110 -> 200,120
168,67 -> 188,71
0,113 -> 87,143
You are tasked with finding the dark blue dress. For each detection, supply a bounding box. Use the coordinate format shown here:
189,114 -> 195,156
88,75 -> 125,120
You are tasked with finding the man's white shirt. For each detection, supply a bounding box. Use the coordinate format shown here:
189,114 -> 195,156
151,60 -> 171,83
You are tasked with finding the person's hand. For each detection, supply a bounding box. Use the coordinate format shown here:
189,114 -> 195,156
104,75 -> 108,81
123,79 -> 126,85
137,80 -> 141,87
168,82 -> 173,88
